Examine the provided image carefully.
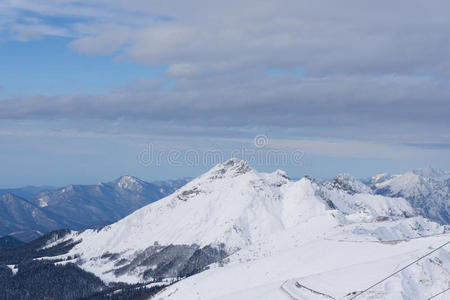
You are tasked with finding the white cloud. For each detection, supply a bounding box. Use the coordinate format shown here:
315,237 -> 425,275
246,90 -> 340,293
11,22 -> 72,41
69,29 -> 130,55
70,0 -> 450,78
2,0 -> 450,77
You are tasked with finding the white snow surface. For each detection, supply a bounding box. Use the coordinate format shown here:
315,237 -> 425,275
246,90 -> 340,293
43,159 -> 450,298
155,227 -> 449,300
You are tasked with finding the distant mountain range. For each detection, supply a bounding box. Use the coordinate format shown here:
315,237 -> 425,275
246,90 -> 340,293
369,167 -> 450,225
0,177 -> 190,241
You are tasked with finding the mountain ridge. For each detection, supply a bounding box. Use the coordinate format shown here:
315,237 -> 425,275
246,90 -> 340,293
0,177 -> 191,241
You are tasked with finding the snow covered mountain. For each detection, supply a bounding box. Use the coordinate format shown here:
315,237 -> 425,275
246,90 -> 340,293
30,159 -> 449,299
370,167 -> 450,225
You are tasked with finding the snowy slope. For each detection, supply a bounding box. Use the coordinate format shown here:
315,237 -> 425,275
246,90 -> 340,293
156,233 -> 449,300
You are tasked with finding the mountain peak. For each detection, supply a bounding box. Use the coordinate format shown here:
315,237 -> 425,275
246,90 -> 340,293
61,185 -> 74,193
274,169 -> 290,179
114,175 -> 145,190
330,173 -> 372,194
207,158 -> 252,179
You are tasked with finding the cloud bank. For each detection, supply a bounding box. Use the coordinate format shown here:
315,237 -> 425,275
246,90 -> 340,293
1,0 -> 449,145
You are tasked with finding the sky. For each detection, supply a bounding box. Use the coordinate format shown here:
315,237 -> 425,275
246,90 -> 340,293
1,0 -> 450,187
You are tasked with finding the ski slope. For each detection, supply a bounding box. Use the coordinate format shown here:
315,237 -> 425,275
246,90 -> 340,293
155,229 -> 450,299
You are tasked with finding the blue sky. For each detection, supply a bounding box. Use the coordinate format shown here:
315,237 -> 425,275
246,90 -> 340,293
0,38 -> 168,96
1,0 -> 450,187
